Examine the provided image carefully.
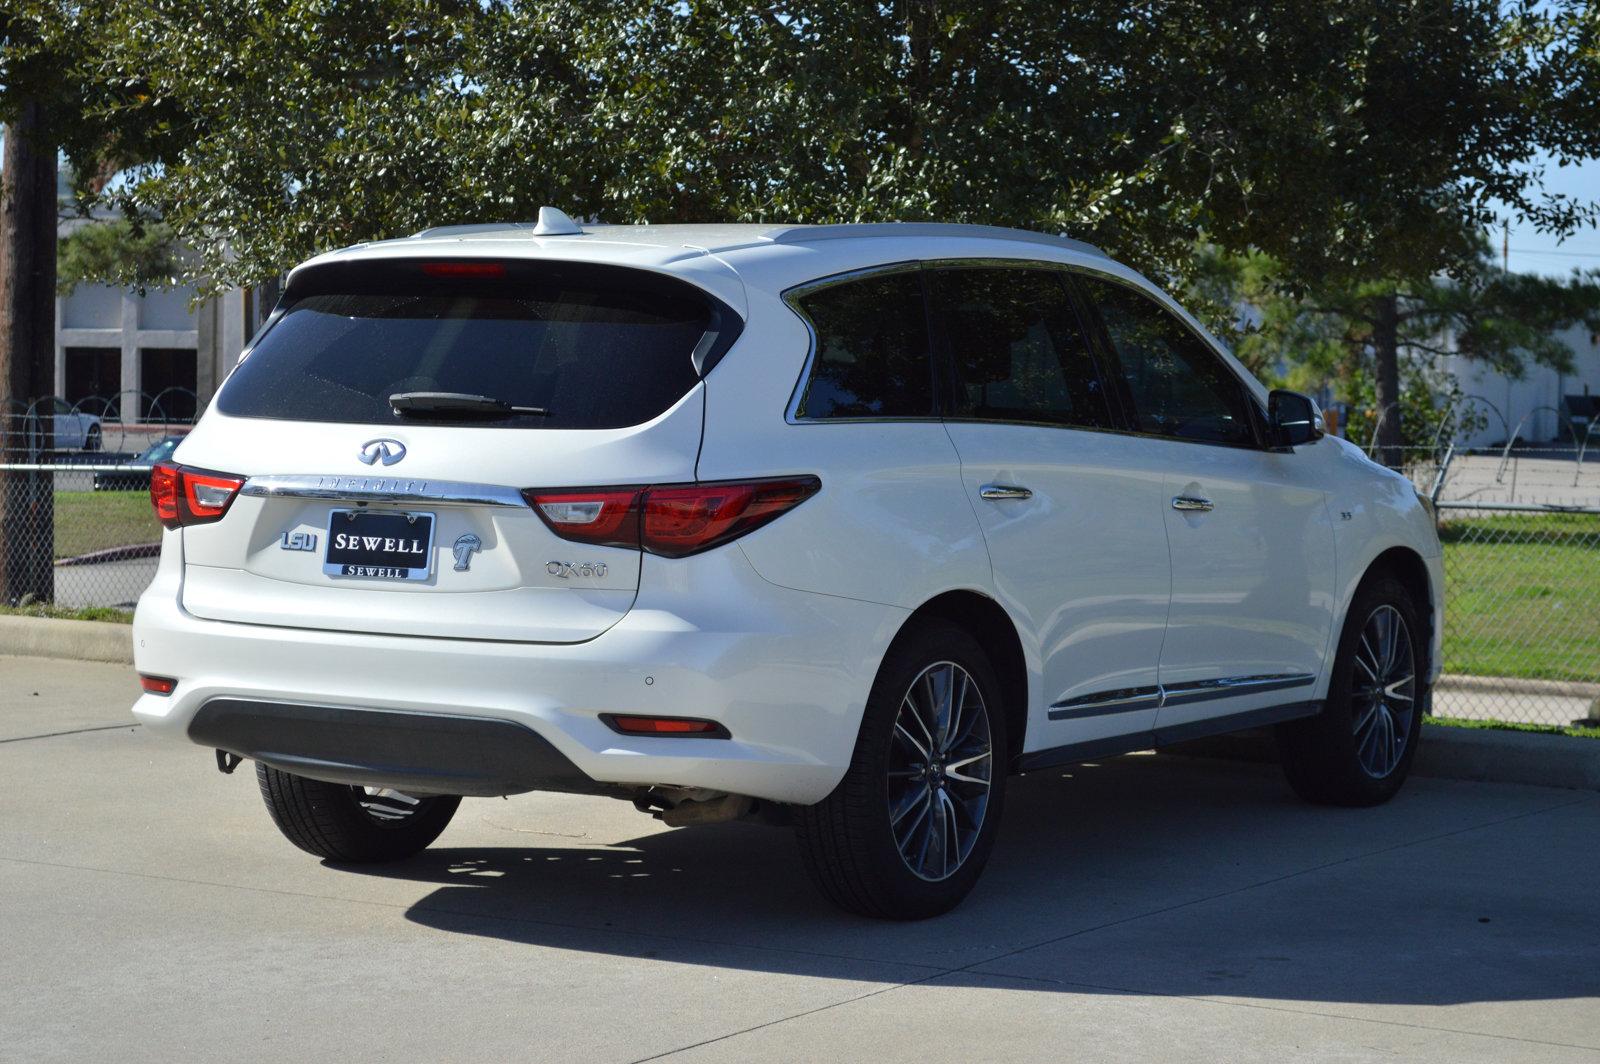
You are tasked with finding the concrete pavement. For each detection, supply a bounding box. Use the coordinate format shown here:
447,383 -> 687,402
52,555 -> 157,609
2,653 -> 1598,1063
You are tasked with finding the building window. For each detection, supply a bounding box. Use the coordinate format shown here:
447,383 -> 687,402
64,347 -> 121,408
140,348 -> 198,422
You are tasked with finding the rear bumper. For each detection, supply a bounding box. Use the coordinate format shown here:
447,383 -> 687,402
189,699 -> 610,797
132,537 -> 907,805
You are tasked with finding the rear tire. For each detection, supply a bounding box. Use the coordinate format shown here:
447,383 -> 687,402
255,763 -> 460,861
795,618 -> 1008,919
1277,573 -> 1427,806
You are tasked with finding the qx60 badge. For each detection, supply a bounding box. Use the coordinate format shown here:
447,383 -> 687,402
547,560 -> 607,579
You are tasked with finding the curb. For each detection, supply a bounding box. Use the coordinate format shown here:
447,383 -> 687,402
1161,724 -> 1600,792
54,543 -> 162,568
0,616 -> 133,665
1438,672 -> 1600,699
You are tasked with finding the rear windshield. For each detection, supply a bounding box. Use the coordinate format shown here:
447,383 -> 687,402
217,261 -> 722,430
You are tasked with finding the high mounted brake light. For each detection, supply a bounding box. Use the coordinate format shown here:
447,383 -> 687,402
524,476 -> 820,559
420,261 -> 507,279
151,463 -> 245,529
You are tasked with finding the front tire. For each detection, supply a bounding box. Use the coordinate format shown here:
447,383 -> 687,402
1277,573 -> 1427,806
256,763 -> 460,861
795,619 -> 1008,919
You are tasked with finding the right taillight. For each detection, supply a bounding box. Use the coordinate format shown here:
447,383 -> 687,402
524,476 -> 820,558
151,462 -> 245,530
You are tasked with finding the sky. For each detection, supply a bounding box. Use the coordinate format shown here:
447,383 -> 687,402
1500,154 -> 1600,278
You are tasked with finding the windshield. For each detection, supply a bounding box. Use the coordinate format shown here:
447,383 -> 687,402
216,261 -> 725,430
140,439 -> 180,462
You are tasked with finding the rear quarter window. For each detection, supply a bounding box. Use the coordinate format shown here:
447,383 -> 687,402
791,270 -> 935,419
218,260 -> 729,430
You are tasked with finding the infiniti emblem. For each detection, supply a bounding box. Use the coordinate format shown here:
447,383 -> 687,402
358,438 -> 406,466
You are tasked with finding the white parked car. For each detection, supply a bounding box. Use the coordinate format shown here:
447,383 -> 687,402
47,398 -> 102,452
132,211 -> 1442,918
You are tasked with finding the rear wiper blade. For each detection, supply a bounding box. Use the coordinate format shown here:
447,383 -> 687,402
389,391 -> 549,420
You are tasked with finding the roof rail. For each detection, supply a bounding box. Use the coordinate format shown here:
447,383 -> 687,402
765,222 -> 1106,258
409,222 -> 535,239
412,206 -> 587,240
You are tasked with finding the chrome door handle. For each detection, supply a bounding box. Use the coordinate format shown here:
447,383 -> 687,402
980,484 -> 1033,501
1171,495 -> 1214,512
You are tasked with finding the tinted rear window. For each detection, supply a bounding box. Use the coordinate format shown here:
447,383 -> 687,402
218,261 -> 719,430
930,267 -> 1111,429
793,271 -> 934,419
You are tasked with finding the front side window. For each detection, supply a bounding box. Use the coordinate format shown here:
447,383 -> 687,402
930,267 -> 1111,429
1077,276 -> 1256,447
792,271 -> 934,419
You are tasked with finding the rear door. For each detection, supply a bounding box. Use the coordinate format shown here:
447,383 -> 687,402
932,265 -> 1172,750
1074,274 -> 1336,732
175,257 -> 736,643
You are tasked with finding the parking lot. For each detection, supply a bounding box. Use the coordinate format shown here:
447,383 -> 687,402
3,653 -> 1598,1063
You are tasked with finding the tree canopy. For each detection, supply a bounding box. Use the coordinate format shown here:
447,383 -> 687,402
1194,243 -> 1600,446
79,0 -> 1600,295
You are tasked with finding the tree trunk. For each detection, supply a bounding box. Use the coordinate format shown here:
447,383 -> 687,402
0,103 -> 59,605
1372,292 -> 1404,470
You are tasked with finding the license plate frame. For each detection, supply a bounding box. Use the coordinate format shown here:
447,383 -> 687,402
323,509 -> 437,582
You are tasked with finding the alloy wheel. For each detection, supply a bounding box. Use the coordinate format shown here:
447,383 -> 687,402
1350,605 -> 1416,779
887,661 -> 994,882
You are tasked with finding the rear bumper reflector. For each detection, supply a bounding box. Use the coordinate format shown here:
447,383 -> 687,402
601,714 -> 730,738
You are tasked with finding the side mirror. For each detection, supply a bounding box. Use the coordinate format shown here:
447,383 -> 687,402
1268,389 -> 1325,450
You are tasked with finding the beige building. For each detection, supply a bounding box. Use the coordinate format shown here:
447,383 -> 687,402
52,164 -> 263,422
1440,323 -> 1600,447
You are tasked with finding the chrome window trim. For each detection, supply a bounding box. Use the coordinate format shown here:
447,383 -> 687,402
239,474 -> 529,508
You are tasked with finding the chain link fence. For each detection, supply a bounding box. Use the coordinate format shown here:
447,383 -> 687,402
1,397 -> 193,613
1397,441 -> 1600,727
1434,501 -> 1600,726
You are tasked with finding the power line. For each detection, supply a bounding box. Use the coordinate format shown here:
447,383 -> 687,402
1508,247 -> 1600,258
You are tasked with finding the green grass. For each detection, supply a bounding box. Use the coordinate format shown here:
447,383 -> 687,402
0,603 -> 133,623
1428,715 -> 1600,740
51,489 -> 160,560
1438,513 -> 1600,683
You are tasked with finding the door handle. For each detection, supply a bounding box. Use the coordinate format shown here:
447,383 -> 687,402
980,484 -> 1033,501
1171,495 -> 1214,512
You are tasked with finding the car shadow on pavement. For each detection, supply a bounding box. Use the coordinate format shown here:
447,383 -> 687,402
340,753 -> 1600,1008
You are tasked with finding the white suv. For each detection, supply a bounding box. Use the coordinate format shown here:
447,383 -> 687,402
132,212 -> 1443,918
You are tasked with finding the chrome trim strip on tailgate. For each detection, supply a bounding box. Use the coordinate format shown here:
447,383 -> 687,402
239,474 -> 528,508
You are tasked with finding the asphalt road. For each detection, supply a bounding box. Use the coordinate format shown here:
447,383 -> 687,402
3,654 -> 1598,1063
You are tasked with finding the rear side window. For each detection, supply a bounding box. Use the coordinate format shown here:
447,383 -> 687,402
792,271 -> 934,419
1077,276 -> 1256,447
217,261 -> 722,430
930,267 -> 1111,429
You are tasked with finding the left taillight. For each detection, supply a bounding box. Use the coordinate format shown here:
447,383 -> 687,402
524,476 -> 820,559
151,462 -> 245,530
